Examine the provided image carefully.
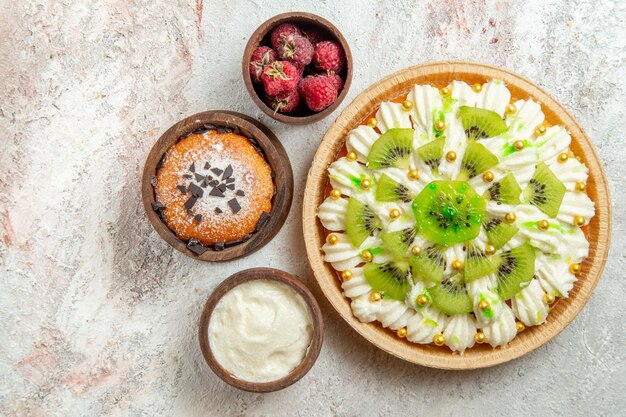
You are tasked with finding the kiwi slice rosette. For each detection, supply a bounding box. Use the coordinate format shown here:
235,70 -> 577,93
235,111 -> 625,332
318,80 -> 594,352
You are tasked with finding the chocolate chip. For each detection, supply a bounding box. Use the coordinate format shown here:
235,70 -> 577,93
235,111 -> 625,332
193,127 -> 210,134
151,201 -> 166,212
216,127 -> 227,134
156,154 -> 167,168
186,209 -> 193,215
188,182 -> 204,198
228,198 -> 241,214
226,184 -> 235,190
211,168 -> 223,176
201,179 -> 210,188
214,242 -> 225,251
183,174 -> 192,179
209,187 -> 224,198
256,212 -> 271,231
236,190 -> 245,197
204,162 -> 210,170
194,214 -> 202,223
150,175 -> 157,187
194,173 -> 204,182
215,207 -> 223,214
189,163 -> 195,172
177,185 -> 187,195
187,238 -> 208,255
223,164 -> 233,179
184,195 -> 198,209
209,180 -> 219,187
217,184 -> 226,192
226,177 -> 235,184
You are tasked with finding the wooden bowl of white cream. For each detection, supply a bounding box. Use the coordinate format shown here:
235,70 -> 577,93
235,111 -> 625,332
199,268 -> 324,392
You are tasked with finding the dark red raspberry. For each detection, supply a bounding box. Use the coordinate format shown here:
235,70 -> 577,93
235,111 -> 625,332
260,61 -> 300,96
328,73 -> 343,92
266,88 -> 300,113
298,74 -> 339,112
313,41 -> 345,73
276,33 -> 314,67
270,23 -> 301,50
303,28 -> 329,45
249,46 -> 277,83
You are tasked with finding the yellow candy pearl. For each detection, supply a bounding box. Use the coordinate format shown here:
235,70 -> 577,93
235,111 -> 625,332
474,332 -> 486,344
513,140 -> 525,151
389,208 -> 401,219
416,294 -> 429,307
537,220 -> 550,231
570,263 -> 582,274
557,152 -> 569,163
360,179 -> 371,190
411,246 -> 422,256
482,171 -> 495,183
478,300 -> 490,311
401,100 -> 414,111
485,244 -> 496,255
367,117 -> 378,128
573,215 -> 585,227
445,150 -> 457,162
408,169 -> 420,180
433,333 -> 445,346
341,270 -> 353,281
575,181 -> 586,192
440,86 -> 451,97
397,327 -> 408,338
434,120 -> 446,131
505,103 -> 517,115
544,293 -> 556,305
505,212 -> 517,223
330,189 -> 341,200
472,83 -> 483,93
451,259 -> 464,270
346,151 -> 358,162
535,124 -> 547,136
516,321 -> 526,332
327,234 -> 338,245
361,250 -> 373,262
369,291 -> 382,302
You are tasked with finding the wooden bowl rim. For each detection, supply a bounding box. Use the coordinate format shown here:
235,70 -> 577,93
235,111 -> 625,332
302,61 -> 612,369
141,110 -> 294,261
198,267 -> 324,392
242,11 -> 353,125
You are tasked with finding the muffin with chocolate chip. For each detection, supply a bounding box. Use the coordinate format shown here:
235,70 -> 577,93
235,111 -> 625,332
153,129 -> 274,253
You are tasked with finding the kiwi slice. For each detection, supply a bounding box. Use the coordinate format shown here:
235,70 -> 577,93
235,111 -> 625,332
484,173 -> 522,205
412,180 -> 486,246
458,141 -> 499,180
409,245 -> 446,283
417,137 -> 445,171
376,173 -> 413,203
381,227 -> 417,259
345,197 -> 382,247
364,261 -> 411,301
493,243 -> 536,300
482,216 -> 519,249
464,244 -> 496,282
459,106 -> 508,140
523,162 -> 566,218
429,274 -> 473,314
367,128 -> 413,169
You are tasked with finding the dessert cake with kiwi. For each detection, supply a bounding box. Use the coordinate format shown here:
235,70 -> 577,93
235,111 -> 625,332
318,80 -> 595,353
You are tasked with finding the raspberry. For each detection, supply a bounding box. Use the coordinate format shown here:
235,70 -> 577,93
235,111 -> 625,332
266,88 -> 300,113
298,74 -> 339,112
303,28 -> 328,45
276,34 -> 314,67
270,23 -> 301,50
313,41 -> 345,73
328,73 -> 343,92
249,46 -> 277,83
260,61 -> 300,96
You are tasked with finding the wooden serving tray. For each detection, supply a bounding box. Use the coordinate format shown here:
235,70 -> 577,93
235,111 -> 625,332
302,62 -> 611,369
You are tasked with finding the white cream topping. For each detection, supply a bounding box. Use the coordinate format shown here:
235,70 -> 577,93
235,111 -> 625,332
341,267 -> 371,298
376,299 -> 411,328
346,125 -> 379,163
535,253 -> 577,297
466,275 -> 504,326
406,306 -> 446,344
511,279 -> 549,326
444,314 -> 477,353
351,294 -> 381,323
208,279 -> 313,382
318,196 -> 348,231
376,101 -> 412,133
481,304 -> 517,348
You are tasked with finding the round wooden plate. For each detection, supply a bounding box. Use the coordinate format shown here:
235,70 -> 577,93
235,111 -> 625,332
302,61 -> 611,369
199,268 -> 324,392
142,111 -> 293,261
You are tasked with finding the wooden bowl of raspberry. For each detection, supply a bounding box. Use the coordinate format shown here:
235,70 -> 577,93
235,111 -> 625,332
243,12 -> 353,125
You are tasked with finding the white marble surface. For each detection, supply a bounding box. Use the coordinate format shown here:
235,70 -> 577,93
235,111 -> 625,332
1,0 -> 625,416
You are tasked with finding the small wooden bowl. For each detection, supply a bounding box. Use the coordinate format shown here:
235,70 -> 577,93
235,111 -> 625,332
242,12 -> 353,124
141,111 -> 293,261
303,62 -> 612,369
198,268 -> 324,392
